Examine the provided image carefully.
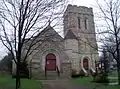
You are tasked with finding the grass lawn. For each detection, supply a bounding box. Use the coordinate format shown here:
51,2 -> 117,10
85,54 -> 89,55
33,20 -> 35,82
71,77 -> 95,86
108,71 -> 118,77
71,76 -> 120,89
96,85 -> 120,89
109,78 -> 118,83
0,75 -> 43,89
108,71 -> 118,83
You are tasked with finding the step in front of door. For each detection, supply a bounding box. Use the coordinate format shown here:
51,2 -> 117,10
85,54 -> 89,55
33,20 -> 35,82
32,71 -> 62,80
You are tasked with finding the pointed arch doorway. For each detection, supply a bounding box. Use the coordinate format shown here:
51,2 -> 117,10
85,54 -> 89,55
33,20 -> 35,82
45,53 -> 56,70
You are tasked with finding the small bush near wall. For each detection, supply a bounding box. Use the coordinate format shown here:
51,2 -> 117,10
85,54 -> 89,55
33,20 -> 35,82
71,69 -> 86,78
12,61 -> 29,79
90,69 -> 97,81
0,70 -> 11,76
79,69 -> 85,77
71,69 -> 79,78
94,72 -> 109,83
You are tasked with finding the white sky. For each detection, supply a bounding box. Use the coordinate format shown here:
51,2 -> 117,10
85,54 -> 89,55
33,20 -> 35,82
69,0 -> 96,7
0,0 -> 98,59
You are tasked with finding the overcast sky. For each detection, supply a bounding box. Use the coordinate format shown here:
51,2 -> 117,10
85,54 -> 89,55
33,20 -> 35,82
0,0 -> 98,59
69,0 -> 96,7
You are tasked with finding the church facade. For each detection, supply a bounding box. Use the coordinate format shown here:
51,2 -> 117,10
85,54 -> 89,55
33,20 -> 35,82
13,5 -> 99,79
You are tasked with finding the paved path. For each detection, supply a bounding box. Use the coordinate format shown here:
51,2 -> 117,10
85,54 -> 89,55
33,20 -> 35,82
41,79 -> 93,89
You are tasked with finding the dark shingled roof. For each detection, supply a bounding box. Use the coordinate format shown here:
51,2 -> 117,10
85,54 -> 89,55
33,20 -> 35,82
64,30 -> 77,39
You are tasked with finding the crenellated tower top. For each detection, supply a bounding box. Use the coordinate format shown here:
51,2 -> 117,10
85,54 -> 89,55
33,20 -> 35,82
64,4 -> 93,17
63,4 -> 95,38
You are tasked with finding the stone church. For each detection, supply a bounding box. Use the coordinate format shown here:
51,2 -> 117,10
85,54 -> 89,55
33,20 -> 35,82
13,5 -> 99,79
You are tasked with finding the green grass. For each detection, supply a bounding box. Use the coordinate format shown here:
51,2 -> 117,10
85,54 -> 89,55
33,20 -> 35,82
108,71 -> 118,83
108,71 -> 118,77
71,77 -> 95,86
109,78 -> 118,83
71,76 -> 120,89
97,85 -> 120,89
0,75 -> 43,89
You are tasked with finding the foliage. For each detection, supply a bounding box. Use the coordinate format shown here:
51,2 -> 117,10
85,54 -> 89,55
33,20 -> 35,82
96,0 -> 120,85
90,69 -> 97,77
12,61 -> 29,78
72,76 -> 120,89
19,61 -> 29,78
94,72 -> 109,83
92,48 -> 110,83
108,71 -> 118,77
90,70 -> 97,82
79,69 -> 85,77
71,69 -> 86,78
0,52 -> 13,72
71,69 -> 78,78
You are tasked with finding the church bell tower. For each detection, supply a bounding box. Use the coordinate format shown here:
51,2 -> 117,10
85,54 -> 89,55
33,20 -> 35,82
64,4 -> 99,74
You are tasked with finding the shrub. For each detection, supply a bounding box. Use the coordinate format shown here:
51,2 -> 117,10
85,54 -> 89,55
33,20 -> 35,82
79,69 -> 85,77
71,69 -> 86,78
12,61 -> 29,79
90,69 -> 97,81
71,69 -> 79,78
94,72 -> 109,83
20,61 -> 29,78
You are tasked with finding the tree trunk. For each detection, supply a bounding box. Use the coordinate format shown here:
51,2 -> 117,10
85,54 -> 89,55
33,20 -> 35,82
16,61 -> 21,89
16,31 -> 22,89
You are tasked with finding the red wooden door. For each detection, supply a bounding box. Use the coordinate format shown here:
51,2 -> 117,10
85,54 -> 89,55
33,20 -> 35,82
46,53 -> 56,70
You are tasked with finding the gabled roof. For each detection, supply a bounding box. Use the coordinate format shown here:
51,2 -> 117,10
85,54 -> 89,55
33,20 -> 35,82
37,25 -> 63,41
64,30 -> 77,39
24,25 -> 63,43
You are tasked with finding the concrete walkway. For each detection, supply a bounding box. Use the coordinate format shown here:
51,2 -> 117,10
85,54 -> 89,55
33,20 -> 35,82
41,79 -> 93,89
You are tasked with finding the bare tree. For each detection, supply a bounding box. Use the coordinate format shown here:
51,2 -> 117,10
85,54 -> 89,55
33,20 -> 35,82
0,0 -> 67,89
95,0 -> 120,85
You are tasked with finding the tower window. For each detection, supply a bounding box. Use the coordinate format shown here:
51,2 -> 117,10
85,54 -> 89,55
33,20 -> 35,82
78,17 -> 81,28
84,18 -> 88,29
